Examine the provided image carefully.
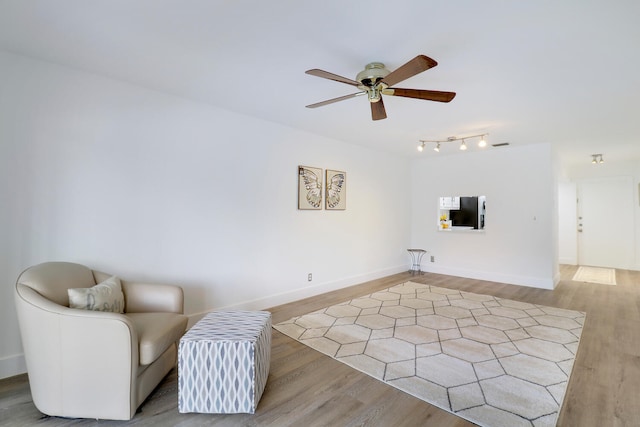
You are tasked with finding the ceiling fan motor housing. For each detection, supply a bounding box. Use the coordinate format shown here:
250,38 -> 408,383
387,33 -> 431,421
356,62 -> 390,102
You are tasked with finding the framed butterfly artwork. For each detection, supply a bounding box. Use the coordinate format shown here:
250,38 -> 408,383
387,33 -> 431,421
298,166 -> 323,210
325,169 -> 346,210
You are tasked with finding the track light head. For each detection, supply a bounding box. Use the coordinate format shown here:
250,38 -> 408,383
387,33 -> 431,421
478,135 -> 487,148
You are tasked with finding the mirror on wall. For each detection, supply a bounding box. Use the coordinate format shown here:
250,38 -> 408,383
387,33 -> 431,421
439,196 -> 486,231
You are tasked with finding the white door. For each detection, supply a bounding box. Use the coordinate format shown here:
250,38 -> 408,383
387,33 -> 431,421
577,176 -> 634,269
558,182 -> 578,264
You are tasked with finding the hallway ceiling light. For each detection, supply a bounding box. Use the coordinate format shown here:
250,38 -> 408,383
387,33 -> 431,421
459,139 -> 467,150
434,142 -> 440,152
591,154 -> 604,164
417,141 -> 425,152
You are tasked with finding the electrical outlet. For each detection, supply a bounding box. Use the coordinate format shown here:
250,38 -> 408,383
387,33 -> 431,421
308,273 -> 312,281
430,256 -> 435,262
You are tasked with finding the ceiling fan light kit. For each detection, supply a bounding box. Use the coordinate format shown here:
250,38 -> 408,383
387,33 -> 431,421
305,54 -> 456,121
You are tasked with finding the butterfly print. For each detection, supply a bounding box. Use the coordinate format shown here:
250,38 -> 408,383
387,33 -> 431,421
299,167 -> 322,208
326,172 -> 345,208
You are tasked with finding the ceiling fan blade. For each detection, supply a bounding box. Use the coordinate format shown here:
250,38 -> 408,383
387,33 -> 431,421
371,97 -> 387,121
380,55 -> 438,87
305,69 -> 360,86
306,92 -> 365,108
383,88 -> 456,103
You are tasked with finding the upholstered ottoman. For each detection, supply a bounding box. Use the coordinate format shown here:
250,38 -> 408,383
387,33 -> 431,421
178,310 -> 271,414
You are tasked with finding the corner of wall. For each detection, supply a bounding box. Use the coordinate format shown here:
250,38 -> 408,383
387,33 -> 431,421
0,354 -> 26,379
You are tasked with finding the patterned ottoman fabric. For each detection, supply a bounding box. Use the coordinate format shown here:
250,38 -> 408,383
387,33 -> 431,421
178,310 -> 271,414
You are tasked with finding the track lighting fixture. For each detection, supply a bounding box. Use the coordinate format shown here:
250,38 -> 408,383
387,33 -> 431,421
418,133 -> 489,153
591,154 -> 604,164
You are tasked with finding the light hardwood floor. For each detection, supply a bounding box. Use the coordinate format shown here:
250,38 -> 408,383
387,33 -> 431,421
1,265 -> 638,426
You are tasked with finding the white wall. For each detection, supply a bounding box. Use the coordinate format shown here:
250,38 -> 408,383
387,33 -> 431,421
0,51 -> 411,378
410,144 -> 558,289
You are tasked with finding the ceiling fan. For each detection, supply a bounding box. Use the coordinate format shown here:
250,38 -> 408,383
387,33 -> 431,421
305,55 -> 456,121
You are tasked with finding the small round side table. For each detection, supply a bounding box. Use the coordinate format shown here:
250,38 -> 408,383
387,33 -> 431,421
407,249 -> 427,275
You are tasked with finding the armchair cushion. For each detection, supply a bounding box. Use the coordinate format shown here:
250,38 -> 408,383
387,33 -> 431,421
129,312 -> 188,365
68,276 -> 125,313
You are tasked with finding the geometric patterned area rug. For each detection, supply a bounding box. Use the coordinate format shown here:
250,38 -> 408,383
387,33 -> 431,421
572,266 -> 616,286
273,282 -> 586,427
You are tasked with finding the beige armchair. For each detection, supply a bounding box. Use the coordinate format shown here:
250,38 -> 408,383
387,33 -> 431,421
15,262 -> 188,420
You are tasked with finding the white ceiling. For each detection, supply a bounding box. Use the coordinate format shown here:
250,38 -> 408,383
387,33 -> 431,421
1,0 -> 639,167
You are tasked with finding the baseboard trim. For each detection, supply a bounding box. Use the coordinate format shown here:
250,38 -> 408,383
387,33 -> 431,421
0,354 -> 27,380
421,265 -> 555,290
185,263 -> 557,327
187,265 -> 408,327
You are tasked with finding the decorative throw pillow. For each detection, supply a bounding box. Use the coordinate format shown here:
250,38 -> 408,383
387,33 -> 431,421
68,276 -> 125,313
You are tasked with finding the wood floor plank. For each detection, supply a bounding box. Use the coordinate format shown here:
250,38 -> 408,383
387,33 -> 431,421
1,266 -> 639,426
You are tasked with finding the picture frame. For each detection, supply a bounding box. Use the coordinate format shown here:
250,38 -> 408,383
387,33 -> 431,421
298,166 -> 323,210
325,169 -> 346,210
